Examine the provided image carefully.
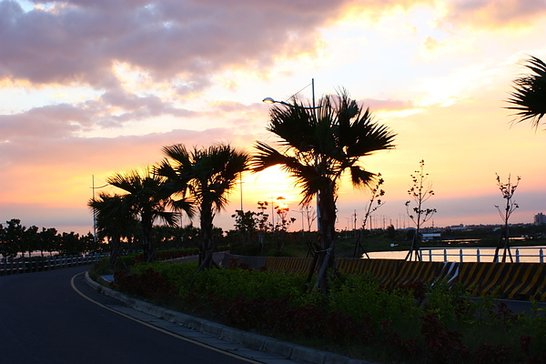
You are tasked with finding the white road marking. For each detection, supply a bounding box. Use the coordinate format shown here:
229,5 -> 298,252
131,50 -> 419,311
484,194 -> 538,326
70,272 -> 262,364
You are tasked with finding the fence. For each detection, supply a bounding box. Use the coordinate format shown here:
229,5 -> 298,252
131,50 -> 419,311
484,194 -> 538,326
0,254 -> 108,275
419,247 -> 545,263
256,256 -> 546,300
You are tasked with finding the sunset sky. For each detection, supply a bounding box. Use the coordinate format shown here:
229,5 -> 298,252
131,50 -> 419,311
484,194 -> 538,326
1,0 -> 545,234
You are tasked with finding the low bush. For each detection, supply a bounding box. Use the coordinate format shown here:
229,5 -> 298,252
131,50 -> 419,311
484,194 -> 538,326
113,262 -> 546,363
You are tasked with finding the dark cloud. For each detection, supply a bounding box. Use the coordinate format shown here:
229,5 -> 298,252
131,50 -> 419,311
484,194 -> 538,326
0,0 -> 351,87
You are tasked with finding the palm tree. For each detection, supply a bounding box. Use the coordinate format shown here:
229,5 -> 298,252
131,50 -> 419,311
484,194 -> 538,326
157,143 -> 249,269
88,192 -> 137,265
507,56 -> 546,128
107,169 -> 178,262
253,90 -> 395,291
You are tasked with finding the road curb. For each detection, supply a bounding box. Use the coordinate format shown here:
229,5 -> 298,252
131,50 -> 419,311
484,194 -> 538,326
84,272 -> 370,364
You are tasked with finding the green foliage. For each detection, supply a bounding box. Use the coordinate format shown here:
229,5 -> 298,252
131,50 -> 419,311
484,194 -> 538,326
328,273 -> 420,334
184,266 -> 306,302
114,262 -> 546,363
426,280 -> 460,324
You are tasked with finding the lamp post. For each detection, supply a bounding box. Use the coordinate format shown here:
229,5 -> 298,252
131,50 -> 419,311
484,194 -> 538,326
262,78 -> 321,232
262,78 -> 319,110
239,172 -> 243,211
91,175 -> 108,245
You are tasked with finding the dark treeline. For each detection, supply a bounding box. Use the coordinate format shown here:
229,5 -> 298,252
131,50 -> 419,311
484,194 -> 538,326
0,219 -> 97,260
0,218 -> 227,261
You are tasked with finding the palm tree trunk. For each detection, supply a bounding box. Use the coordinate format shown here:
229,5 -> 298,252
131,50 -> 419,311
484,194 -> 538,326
316,185 -> 336,293
141,211 -> 154,262
110,235 -> 121,266
198,203 -> 215,270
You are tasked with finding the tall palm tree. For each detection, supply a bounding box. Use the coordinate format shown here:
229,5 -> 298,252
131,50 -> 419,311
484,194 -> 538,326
88,192 -> 137,265
507,56 -> 546,128
254,90 -> 395,291
107,169 -> 178,262
157,144 -> 249,269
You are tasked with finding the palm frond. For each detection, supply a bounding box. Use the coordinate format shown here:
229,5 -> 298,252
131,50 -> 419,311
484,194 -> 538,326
350,166 -> 376,188
268,102 -> 316,152
506,56 -> 546,128
252,141 -> 288,171
170,196 -> 196,218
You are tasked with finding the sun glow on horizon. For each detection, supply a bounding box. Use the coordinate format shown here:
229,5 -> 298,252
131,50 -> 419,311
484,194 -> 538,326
240,166 -> 303,211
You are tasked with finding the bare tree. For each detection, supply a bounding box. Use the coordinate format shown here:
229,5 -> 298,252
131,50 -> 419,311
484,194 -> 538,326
405,160 -> 436,261
302,203 -> 316,232
353,174 -> 385,258
493,173 -> 521,263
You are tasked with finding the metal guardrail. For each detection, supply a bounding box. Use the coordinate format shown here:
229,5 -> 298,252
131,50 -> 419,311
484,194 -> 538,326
0,254 -> 109,275
420,247 -> 545,263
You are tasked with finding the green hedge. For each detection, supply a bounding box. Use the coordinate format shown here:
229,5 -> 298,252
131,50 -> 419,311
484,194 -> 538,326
114,262 -> 546,363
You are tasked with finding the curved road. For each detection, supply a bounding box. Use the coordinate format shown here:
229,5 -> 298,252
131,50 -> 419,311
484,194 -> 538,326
0,266 -> 253,364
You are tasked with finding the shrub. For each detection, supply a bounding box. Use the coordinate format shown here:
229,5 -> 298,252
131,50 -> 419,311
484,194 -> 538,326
328,273 -> 422,340
111,261 -> 546,363
115,268 -> 175,302
421,312 -> 468,363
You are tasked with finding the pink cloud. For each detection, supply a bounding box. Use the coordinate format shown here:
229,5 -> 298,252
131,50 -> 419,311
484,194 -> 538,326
0,104 -> 91,140
1,126 -> 241,169
96,89 -> 194,123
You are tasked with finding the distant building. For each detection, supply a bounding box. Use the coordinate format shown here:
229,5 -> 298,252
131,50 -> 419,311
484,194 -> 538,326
534,213 -> 546,225
421,232 -> 441,242
447,224 -> 467,231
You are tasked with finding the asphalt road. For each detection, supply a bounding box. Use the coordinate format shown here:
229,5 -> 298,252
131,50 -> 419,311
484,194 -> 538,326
0,266 -> 253,364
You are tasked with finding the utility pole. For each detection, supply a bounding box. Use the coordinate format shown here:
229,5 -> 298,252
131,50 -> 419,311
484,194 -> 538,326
239,172 -> 243,211
91,175 -> 108,244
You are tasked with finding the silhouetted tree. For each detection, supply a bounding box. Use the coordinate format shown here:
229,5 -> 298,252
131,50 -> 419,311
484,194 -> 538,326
231,210 -> 258,244
354,174 -> 385,258
302,203 -> 316,232
405,160 -> 436,261
89,192 -> 137,264
107,169 -> 177,262
254,89 -> 395,292
2,219 -> 24,259
22,225 -> 40,258
493,173 -> 521,263
39,227 -> 59,256
158,144 -> 249,269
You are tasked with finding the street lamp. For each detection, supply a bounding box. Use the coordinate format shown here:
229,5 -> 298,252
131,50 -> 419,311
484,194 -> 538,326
262,78 -> 321,232
262,78 -> 320,110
